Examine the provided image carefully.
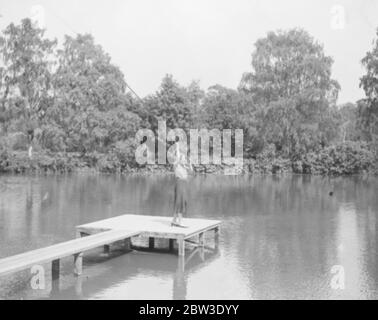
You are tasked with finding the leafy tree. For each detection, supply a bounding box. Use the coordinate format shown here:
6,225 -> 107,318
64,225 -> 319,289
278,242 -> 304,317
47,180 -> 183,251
186,80 -> 205,128
142,74 -> 197,132
49,34 -> 140,153
338,102 -> 359,142
203,85 -> 262,157
240,29 -> 339,105
0,18 -> 56,142
239,29 -> 340,157
358,28 -> 378,151
259,98 -> 299,155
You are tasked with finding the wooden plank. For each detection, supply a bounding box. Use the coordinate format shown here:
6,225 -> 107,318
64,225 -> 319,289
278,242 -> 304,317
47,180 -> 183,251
0,229 -> 140,277
76,214 -> 222,240
185,239 -> 200,246
184,223 -> 221,239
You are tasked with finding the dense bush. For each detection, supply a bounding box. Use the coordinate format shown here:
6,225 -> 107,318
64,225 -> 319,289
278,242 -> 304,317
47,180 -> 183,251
300,141 -> 374,174
0,150 -> 84,173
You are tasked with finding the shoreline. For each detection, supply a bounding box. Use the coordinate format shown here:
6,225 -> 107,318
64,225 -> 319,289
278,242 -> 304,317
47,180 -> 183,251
0,150 -> 376,176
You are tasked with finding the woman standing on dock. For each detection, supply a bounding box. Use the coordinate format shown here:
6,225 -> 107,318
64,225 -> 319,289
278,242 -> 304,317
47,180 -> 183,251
171,142 -> 193,227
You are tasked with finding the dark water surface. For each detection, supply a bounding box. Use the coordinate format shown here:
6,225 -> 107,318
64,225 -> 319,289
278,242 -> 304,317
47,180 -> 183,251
0,174 -> 377,299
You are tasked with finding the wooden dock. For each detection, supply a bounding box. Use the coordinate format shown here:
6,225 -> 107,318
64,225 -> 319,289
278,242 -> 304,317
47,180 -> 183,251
0,214 -> 221,284
0,229 -> 139,278
76,214 -> 222,257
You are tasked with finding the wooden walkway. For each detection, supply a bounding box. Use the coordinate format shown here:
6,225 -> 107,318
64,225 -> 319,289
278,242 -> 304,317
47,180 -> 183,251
76,214 -> 221,257
0,214 -> 221,284
0,229 -> 139,279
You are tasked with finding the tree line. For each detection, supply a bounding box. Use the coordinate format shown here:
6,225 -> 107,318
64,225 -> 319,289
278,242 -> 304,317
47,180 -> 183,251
0,18 -> 377,174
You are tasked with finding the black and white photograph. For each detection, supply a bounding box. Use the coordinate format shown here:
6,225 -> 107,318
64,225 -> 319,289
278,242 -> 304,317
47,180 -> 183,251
0,0 -> 378,303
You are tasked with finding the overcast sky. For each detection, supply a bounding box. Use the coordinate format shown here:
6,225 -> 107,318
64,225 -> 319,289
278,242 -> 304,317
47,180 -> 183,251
1,0 -> 378,104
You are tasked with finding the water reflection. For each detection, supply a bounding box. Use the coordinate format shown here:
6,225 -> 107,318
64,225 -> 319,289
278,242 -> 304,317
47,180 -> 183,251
0,174 -> 377,299
44,244 -> 220,300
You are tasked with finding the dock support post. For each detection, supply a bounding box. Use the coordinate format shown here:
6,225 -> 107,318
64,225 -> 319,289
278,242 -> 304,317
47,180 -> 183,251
51,259 -> 60,281
75,275 -> 83,297
178,254 -> 185,273
199,232 -> 204,247
74,252 -> 83,276
51,277 -> 60,295
76,230 -> 87,238
149,237 -> 155,250
103,245 -> 110,255
214,227 -> 220,249
169,239 -> 175,252
178,237 -> 185,256
199,246 -> 205,261
124,238 -> 131,252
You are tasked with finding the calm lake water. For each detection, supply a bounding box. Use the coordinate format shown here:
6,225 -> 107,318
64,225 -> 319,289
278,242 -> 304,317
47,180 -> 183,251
0,174 -> 377,299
